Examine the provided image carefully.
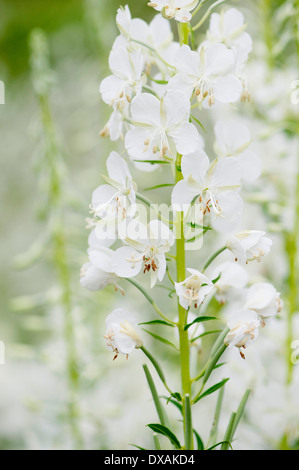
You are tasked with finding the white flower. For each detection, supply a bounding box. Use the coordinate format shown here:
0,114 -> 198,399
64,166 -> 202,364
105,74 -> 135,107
100,47 -> 145,108
226,230 -> 273,264
104,309 -> 143,359
167,44 -> 242,106
80,231 -> 119,292
171,146 -> 243,232
211,261 -> 248,304
125,91 -> 199,168
90,152 -> 137,240
245,283 -> 283,326
148,0 -> 199,23
112,220 -> 175,287
224,309 -> 260,359
207,8 -> 252,53
175,269 -> 214,309
214,120 -> 261,182
116,8 -> 178,71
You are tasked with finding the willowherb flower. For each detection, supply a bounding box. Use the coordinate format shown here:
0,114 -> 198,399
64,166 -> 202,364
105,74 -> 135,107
226,230 -> 273,264
244,282 -> 283,326
104,309 -> 143,360
115,6 -> 179,72
125,91 -> 200,168
167,44 -> 242,107
175,268 -> 214,309
214,120 -> 262,182
171,146 -> 243,232
90,151 -> 137,240
112,219 -> 175,288
210,261 -> 248,304
224,309 -> 260,359
80,231 -> 119,292
148,0 -> 199,23
100,46 -> 145,109
206,8 -> 252,53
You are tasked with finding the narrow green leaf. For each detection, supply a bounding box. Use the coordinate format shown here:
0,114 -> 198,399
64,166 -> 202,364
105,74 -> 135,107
167,392 -> 182,403
207,441 -> 233,451
141,346 -> 172,394
190,329 -> 222,343
209,385 -> 225,448
142,329 -> 179,350
185,316 -> 218,331
232,389 -> 251,438
139,320 -> 175,327
193,378 -> 229,405
144,183 -> 174,191
130,444 -> 148,450
161,396 -> 183,414
221,412 -> 236,450
184,394 -> 193,450
143,364 -> 167,426
147,424 -> 181,449
186,222 -> 212,230
203,342 -> 228,385
193,430 -> 204,450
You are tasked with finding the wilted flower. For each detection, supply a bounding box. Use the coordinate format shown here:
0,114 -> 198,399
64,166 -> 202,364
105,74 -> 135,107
175,268 -> 214,309
224,309 -> 260,359
104,309 -> 143,359
226,230 -> 273,264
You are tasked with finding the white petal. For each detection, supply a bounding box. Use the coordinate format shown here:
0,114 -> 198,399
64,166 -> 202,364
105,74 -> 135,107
112,246 -> 142,278
213,75 -> 242,103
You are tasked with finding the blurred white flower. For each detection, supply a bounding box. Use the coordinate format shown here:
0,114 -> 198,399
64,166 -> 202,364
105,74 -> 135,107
175,268 -> 214,309
125,91 -> 199,167
167,44 -> 242,106
211,261 -> 248,304
226,230 -> 272,264
112,220 -> 175,287
245,282 -> 283,326
100,47 -> 145,108
105,309 -> 143,359
214,120 -> 262,182
171,148 -> 243,232
80,230 -> 120,292
224,309 -> 260,359
206,8 -> 252,53
148,0 -> 199,23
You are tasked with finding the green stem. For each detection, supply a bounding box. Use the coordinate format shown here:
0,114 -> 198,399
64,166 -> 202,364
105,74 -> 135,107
141,346 -> 173,394
175,152 -> 193,449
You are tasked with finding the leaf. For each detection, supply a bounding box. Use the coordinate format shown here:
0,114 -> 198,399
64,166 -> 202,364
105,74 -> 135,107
185,316 -> 218,331
142,329 -> 179,350
207,441 -> 233,451
231,389 -> 251,438
190,329 -> 222,343
161,396 -> 183,414
144,183 -> 174,191
143,364 -> 167,426
129,444 -> 148,450
212,273 -> 221,284
193,430 -> 204,450
186,222 -> 212,230
139,320 -> 175,328
193,378 -> 229,405
221,412 -> 236,450
167,392 -> 182,404
147,424 -> 181,449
